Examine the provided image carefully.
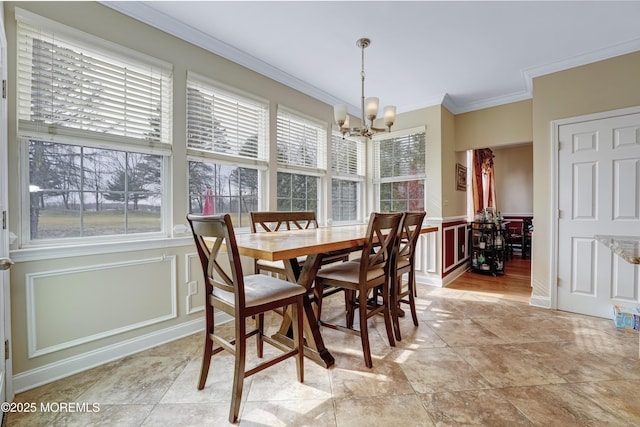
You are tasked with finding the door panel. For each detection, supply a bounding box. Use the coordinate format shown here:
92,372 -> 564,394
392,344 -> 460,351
558,112 -> 640,318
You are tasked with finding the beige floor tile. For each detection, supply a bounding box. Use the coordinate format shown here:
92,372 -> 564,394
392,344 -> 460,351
329,351 -> 414,398
240,398 -> 336,427
246,358 -> 332,402
497,382 -> 637,426
453,343 -> 567,388
9,267 -> 640,426
397,347 -> 493,393
160,354 -> 240,404
428,318 -> 506,347
419,389 -> 535,426
77,354 -> 190,404
53,404 -> 154,427
142,402 -> 235,426
335,394 -> 434,427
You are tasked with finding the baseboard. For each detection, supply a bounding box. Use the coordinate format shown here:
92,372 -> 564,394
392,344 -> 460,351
416,263 -> 470,289
529,295 -> 551,309
12,313 -> 228,393
415,272 -> 443,287
442,264 -> 470,287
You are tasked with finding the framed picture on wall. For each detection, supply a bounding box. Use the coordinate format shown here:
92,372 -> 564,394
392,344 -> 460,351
456,163 -> 467,191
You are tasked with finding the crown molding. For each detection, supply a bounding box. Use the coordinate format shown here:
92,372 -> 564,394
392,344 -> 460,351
454,90 -> 533,115
101,2 -> 640,116
523,36 -> 640,93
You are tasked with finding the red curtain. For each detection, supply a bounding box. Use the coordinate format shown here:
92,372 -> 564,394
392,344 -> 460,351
471,148 -> 496,213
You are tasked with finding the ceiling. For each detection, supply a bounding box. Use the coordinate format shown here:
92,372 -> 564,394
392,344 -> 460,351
102,1 -> 640,116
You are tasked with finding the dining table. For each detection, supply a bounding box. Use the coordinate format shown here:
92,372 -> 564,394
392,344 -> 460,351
233,222 -> 438,368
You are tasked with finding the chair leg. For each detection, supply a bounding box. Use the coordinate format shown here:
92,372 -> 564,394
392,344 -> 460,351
229,319 -> 247,424
345,289 -> 356,329
198,331 -> 213,390
408,270 -> 419,327
381,281 -> 395,348
256,313 -> 264,358
293,297 -> 304,383
391,274 -> 402,342
358,289 -> 373,368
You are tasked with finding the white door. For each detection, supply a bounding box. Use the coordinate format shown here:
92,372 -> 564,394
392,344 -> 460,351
557,111 -> 640,318
0,4 -> 13,410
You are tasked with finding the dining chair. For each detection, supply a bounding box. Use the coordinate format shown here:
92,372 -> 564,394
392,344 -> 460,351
249,211 -> 317,280
187,213 -> 305,424
390,211 -> 426,341
521,218 -> 533,259
314,212 -> 403,368
505,223 -> 522,260
250,211 -> 348,281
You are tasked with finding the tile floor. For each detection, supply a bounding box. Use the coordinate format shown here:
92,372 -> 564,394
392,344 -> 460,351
7,277 -> 640,426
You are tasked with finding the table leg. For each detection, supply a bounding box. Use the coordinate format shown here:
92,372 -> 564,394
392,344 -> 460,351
271,253 -> 335,368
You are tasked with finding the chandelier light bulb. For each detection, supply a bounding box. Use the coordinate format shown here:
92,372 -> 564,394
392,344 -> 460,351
384,106 -> 396,128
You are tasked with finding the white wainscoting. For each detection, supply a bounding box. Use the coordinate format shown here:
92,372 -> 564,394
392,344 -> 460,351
185,253 -> 205,315
26,256 -> 178,358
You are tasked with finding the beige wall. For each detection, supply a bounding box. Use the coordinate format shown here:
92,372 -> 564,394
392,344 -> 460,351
531,51 -> 640,302
493,144 -> 533,215
455,100 -> 532,151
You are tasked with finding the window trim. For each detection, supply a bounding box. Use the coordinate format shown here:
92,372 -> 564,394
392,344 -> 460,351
372,126 -> 427,212
185,73 -> 270,223
330,129 -> 365,224
16,8 -> 173,247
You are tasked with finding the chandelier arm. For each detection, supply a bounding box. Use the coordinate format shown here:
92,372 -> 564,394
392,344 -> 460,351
369,126 -> 387,132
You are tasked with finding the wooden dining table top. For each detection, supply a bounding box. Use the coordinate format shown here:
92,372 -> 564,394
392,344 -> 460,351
233,223 -> 438,262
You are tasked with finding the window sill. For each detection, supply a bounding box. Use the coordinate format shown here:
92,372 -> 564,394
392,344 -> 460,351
10,236 -> 194,263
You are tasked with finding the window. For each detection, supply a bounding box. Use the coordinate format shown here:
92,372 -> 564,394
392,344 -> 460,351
276,172 -> 318,212
186,73 -> 268,227
331,132 -> 364,222
276,109 -> 326,214
16,10 -> 172,244
374,128 -> 426,212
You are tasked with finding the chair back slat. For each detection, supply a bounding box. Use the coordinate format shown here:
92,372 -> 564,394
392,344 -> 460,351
396,211 -> 427,265
187,214 -> 245,306
250,211 -> 318,233
360,212 -> 403,281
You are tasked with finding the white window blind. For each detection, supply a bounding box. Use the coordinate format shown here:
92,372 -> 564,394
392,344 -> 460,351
276,109 -> 327,170
187,74 -> 268,161
331,132 -> 365,177
16,13 -> 172,146
374,129 -> 426,181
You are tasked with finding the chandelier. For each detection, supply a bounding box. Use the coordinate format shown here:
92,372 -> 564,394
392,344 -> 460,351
334,38 -> 396,139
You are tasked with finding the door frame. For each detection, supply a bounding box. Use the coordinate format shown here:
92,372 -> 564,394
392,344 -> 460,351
0,0 -> 14,406
551,105 -> 640,311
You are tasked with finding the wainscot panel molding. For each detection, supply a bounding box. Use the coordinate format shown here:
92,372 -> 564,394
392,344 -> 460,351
11,236 -> 193,263
442,219 -> 469,275
185,253 -> 206,315
26,256 -> 178,358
